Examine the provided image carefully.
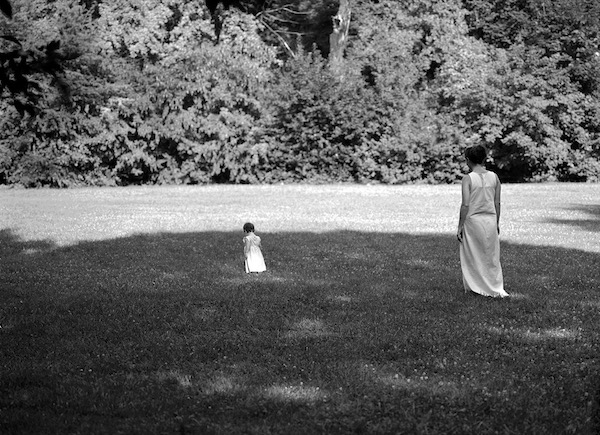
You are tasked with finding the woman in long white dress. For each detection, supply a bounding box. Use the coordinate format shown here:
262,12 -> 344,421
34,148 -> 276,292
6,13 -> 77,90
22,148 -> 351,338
243,222 -> 266,274
457,145 -> 508,298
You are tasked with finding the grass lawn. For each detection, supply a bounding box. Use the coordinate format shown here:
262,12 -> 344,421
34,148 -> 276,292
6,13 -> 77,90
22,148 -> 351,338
1,183 -> 599,434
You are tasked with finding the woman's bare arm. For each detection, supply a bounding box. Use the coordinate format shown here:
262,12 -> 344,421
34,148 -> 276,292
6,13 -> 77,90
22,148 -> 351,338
457,175 -> 471,242
494,173 -> 501,233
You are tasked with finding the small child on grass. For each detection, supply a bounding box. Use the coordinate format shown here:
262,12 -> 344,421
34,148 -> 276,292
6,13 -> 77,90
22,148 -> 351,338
243,222 -> 266,274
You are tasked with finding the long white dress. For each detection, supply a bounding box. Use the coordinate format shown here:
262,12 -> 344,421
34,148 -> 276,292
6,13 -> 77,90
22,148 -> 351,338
243,233 -> 266,273
460,171 -> 508,297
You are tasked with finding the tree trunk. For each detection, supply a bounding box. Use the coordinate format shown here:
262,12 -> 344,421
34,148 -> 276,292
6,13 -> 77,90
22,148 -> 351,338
329,0 -> 351,78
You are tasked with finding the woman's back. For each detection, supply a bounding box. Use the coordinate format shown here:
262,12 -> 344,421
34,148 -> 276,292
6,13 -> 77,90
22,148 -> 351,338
467,171 -> 497,217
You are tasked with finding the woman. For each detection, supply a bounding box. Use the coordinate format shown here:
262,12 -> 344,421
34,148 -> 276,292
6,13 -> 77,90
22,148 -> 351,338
457,145 -> 508,298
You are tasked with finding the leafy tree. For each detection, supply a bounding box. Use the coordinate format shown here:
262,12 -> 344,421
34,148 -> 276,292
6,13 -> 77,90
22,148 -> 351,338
1,0 -> 280,186
94,1 -> 278,184
1,0 -> 599,186
340,0 -> 475,181
0,0 -> 70,117
439,43 -> 600,181
463,0 -> 600,95
457,0 -> 600,179
255,0 -> 338,57
0,0 -> 107,186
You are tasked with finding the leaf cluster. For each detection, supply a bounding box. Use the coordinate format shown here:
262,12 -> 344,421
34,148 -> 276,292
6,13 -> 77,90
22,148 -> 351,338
0,0 -> 599,186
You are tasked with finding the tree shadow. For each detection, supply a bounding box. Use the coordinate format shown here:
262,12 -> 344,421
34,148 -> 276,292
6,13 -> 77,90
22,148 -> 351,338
546,204 -> 600,232
0,228 -> 57,257
0,228 -> 598,434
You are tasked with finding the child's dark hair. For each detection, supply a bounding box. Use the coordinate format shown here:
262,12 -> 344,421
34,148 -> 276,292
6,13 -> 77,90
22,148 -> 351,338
465,145 -> 487,165
243,222 -> 255,232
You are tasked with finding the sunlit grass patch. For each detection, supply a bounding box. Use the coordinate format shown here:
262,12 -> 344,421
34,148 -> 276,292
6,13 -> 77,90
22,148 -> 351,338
401,258 -> 433,268
520,327 -> 580,341
505,292 -> 528,300
202,374 -> 244,395
284,318 -> 331,339
21,248 -> 46,255
373,370 -> 464,399
328,295 -> 353,303
486,325 -> 581,342
263,384 -> 327,403
156,370 -> 192,388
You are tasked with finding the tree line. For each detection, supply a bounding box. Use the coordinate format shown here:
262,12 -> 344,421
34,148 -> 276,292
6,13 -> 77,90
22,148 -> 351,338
1,0 -> 599,187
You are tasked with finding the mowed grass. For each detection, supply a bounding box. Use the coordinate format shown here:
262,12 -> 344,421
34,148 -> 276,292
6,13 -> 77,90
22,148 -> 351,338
1,183 -> 599,434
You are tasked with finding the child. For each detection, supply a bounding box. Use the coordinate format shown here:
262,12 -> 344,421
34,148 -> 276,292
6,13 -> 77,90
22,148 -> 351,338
243,222 -> 266,274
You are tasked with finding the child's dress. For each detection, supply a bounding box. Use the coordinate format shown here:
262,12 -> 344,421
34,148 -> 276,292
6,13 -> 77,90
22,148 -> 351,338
243,233 -> 266,273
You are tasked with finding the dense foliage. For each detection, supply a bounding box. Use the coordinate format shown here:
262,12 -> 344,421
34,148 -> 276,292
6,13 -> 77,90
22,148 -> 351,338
1,0 -> 599,186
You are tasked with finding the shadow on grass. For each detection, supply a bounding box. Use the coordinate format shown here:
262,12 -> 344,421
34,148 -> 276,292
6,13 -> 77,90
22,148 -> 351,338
1,228 -> 599,434
547,204 -> 600,232
0,228 -> 57,257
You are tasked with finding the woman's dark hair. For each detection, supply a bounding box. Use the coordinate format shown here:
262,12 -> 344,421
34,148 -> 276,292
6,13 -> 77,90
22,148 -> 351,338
464,145 -> 487,165
243,222 -> 255,232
